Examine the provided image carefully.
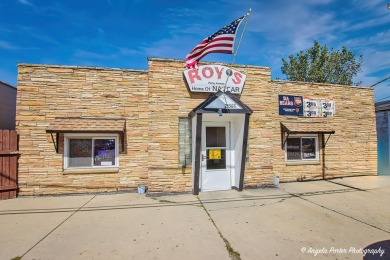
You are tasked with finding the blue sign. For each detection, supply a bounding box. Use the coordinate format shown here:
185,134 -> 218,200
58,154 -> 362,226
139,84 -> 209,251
278,95 -> 303,116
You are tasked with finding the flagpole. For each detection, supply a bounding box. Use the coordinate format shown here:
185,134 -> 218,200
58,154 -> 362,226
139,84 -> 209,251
232,8 -> 251,66
223,8 -> 251,93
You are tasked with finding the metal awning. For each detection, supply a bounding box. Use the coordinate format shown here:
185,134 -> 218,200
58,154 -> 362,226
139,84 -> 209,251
281,121 -> 335,149
46,118 -> 126,133
280,121 -> 335,180
46,117 -> 126,153
281,121 -> 335,135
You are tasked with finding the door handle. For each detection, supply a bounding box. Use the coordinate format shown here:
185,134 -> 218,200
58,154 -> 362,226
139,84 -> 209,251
202,154 -> 207,161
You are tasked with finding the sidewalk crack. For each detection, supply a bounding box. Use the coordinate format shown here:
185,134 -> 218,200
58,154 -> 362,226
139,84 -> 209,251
197,196 -> 241,260
21,195 -> 97,258
280,188 -> 390,234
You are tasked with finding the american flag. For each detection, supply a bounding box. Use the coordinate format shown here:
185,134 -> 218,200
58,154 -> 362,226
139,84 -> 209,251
184,16 -> 245,69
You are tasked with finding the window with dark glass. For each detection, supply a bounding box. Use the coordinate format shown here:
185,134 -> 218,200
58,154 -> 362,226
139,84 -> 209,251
69,139 -> 92,167
93,139 -> 116,166
65,136 -> 118,169
286,137 -> 318,161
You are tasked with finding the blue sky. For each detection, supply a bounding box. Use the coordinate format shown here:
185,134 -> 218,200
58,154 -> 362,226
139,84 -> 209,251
1,0 -> 390,101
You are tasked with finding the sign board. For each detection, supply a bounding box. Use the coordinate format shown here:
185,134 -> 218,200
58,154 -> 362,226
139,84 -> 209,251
183,65 -> 246,94
278,95 -> 303,116
304,97 -> 335,118
209,149 -> 221,160
321,99 -> 335,117
281,95 -> 336,118
304,97 -> 320,117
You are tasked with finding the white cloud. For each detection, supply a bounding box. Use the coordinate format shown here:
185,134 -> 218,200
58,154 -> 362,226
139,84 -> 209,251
142,36 -> 189,59
0,40 -> 17,50
18,0 -> 33,6
374,82 -> 390,102
345,29 -> 390,50
73,50 -> 117,60
0,40 -> 38,50
347,14 -> 390,32
361,51 -> 390,75
119,47 -> 142,56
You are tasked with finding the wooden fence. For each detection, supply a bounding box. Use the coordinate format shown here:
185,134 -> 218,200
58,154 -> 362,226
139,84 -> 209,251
0,130 -> 18,200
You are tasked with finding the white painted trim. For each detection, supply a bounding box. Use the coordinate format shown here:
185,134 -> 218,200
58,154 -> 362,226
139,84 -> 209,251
64,133 -> 119,170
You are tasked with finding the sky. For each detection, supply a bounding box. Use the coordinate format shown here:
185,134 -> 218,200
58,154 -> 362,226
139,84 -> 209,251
1,0 -> 390,102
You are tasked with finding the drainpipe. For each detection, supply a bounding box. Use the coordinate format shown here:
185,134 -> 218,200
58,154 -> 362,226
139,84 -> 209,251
322,133 -> 325,179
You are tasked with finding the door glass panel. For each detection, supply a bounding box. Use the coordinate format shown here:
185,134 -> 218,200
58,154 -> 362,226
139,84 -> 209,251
207,149 -> 226,169
206,127 -> 226,170
206,127 -> 226,147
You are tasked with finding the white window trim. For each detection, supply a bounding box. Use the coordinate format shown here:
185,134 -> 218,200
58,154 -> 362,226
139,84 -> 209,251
285,134 -> 319,162
64,133 -> 119,170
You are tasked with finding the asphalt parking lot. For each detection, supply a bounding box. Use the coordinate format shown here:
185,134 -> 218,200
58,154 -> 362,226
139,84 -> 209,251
0,176 -> 389,260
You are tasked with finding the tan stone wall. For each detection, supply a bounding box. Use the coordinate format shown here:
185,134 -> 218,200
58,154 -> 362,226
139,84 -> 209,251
147,59 -> 205,192
16,64 -> 149,195
146,58 -> 273,192
242,80 -> 377,187
16,59 -> 377,195
270,81 -> 377,183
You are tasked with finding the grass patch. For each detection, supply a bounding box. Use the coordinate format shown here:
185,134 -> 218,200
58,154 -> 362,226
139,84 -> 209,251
158,199 -> 175,203
197,196 -> 241,260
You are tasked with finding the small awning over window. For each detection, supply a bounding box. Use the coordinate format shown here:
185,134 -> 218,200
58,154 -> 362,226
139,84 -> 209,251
281,121 -> 335,135
46,118 -> 126,153
280,121 -> 335,150
46,118 -> 126,134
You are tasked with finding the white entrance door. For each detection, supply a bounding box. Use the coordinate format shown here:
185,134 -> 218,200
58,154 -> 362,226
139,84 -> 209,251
201,122 -> 231,191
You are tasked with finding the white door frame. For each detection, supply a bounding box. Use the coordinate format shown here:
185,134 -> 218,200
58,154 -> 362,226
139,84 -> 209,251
201,121 -> 231,191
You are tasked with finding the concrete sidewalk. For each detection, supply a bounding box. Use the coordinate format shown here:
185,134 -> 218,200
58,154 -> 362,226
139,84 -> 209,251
0,176 -> 389,260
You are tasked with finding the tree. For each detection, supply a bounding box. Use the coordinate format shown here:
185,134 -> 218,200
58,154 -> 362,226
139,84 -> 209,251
281,41 -> 363,86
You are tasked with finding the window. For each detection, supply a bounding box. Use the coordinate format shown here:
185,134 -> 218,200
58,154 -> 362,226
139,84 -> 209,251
179,117 -> 192,166
64,134 -> 119,169
286,136 -> 318,161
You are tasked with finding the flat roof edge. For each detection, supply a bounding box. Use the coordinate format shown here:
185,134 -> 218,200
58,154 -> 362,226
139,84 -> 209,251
0,81 -> 16,90
147,57 -> 271,70
18,63 -> 148,73
272,80 -> 372,90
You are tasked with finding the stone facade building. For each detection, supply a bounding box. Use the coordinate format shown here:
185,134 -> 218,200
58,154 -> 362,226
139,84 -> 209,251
16,58 -> 377,195
376,100 -> 390,175
0,81 -> 17,130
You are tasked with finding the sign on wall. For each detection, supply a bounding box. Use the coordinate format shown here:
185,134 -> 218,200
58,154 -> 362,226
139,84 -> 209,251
304,97 -> 335,118
281,95 -> 336,117
278,95 -> 304,116
304,98 -> 320,117
183,65 -> 246,94
321,99 -> 335,117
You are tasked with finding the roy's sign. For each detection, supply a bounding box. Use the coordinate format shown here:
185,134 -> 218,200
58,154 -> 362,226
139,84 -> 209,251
183,65 -> 246,94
